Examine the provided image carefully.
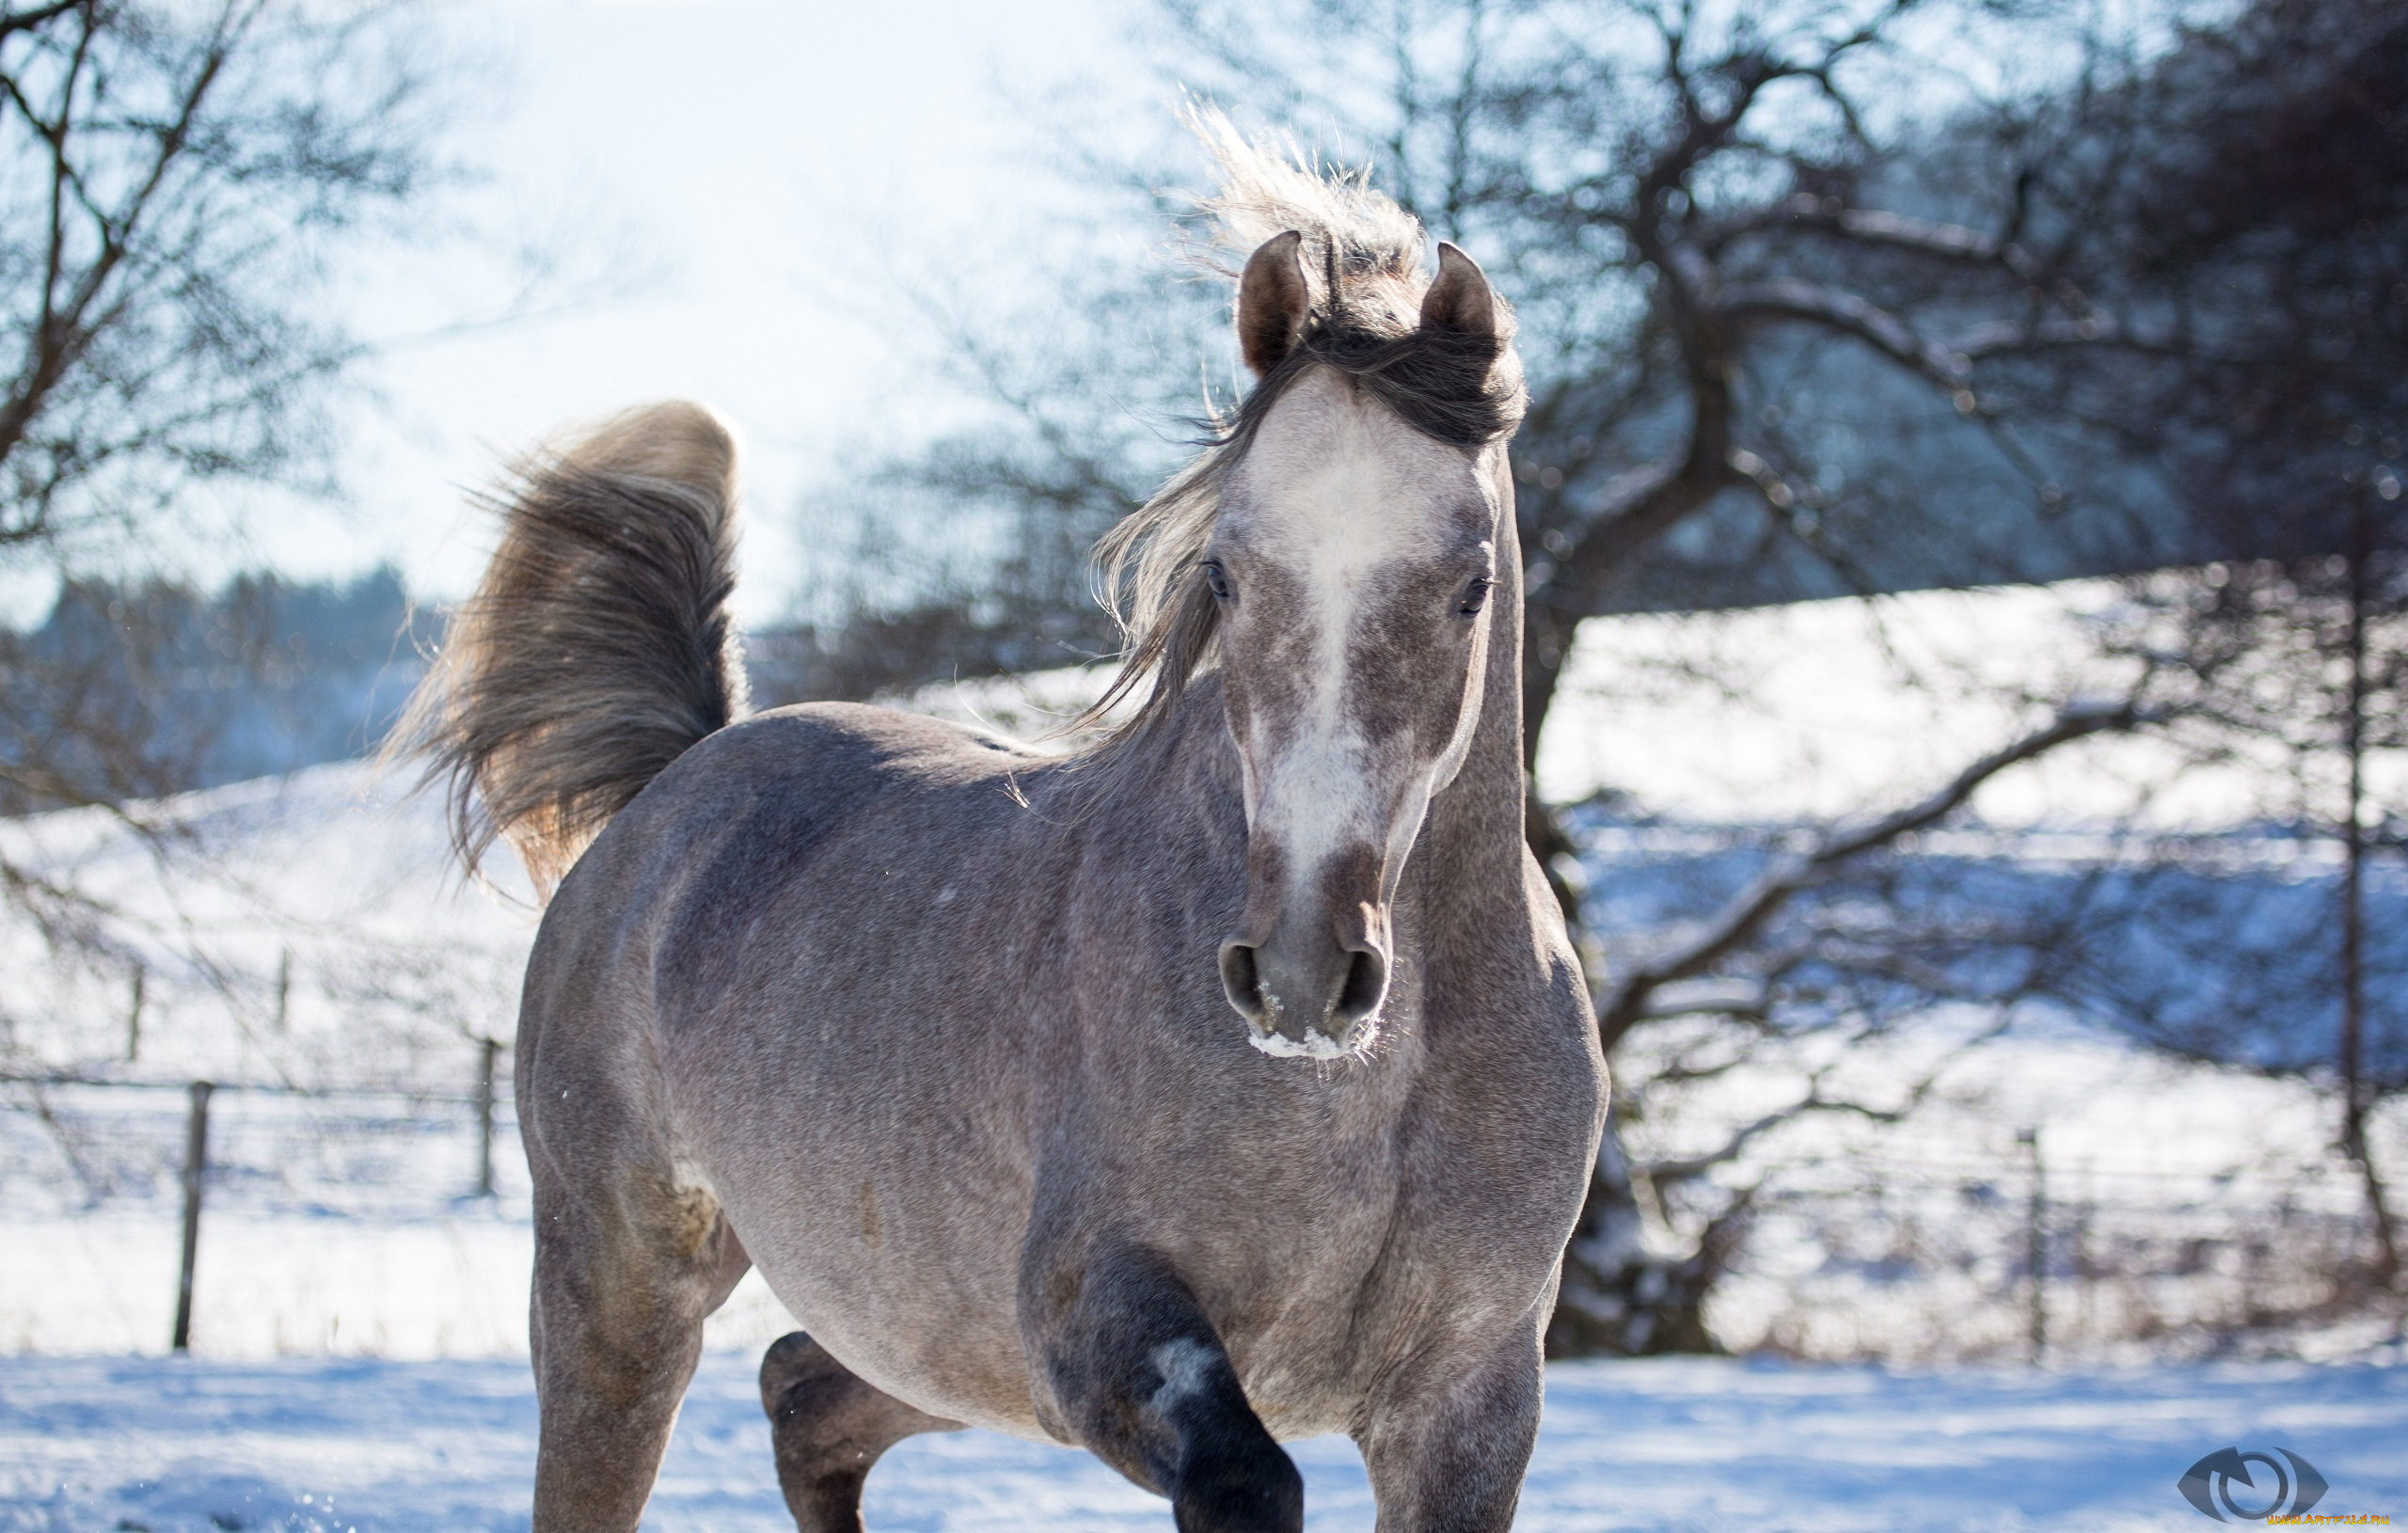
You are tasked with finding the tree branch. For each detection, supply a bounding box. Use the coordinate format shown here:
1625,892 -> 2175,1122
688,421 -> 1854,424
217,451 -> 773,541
1641,1009 -> 2010,1191
0,4 -> 243,468
0,1 -> 87,45
1596,697 -> 2162,1050
1705,193 -> 2047,281
1713,276 -> 1969,385
1948,314 -> 2128,358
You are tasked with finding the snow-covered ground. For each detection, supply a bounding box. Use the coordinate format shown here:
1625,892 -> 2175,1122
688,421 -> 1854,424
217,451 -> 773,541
9,1033 -> 2400,1365
6,1351 -> 2405,1531
0,1081 -> 802,1363
2,580 -> 2388,1087
813,580 -> 2406,829
0,763 -> 535,1093
4,584 -> 2404,1533
2,684 -> 2401,1365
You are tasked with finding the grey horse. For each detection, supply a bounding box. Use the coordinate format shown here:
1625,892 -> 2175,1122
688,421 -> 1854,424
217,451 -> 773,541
394,125 -> 1605,1533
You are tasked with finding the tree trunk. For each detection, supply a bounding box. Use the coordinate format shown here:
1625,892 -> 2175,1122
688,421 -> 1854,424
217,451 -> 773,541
1545,1109 -> 1739,1357
2339,499 -> 2400,1284
1529,747 -> 1740,1355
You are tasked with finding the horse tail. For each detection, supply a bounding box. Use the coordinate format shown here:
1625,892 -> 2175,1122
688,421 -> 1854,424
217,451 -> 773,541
388,401 -> 749,899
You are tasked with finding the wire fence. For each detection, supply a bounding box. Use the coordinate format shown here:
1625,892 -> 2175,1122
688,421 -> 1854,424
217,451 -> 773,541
20,1048 -> 507,1350
1715,1139 -> 2398,1363
2,1048 -> 532,1357
3,1051 -> 2400,1364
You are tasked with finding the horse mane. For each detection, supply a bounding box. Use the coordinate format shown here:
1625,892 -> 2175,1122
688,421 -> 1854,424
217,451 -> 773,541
1075,110 -> 1527,755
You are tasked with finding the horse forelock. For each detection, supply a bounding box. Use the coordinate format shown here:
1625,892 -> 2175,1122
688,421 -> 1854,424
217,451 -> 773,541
1075,115 -> 1525,758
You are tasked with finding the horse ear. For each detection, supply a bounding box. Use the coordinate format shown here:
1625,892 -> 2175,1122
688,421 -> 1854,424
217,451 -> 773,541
1237,230 -> 1309,376
1419,242 -> 1497,338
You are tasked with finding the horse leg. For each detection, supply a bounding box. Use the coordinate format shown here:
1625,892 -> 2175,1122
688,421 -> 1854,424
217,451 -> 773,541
526,1162 -> 749,1532
523,1035 -> 751,1533
1354,1318 -> 1545,1533
757,1330 -> 962,1532
1023,1245 -> 1302,1533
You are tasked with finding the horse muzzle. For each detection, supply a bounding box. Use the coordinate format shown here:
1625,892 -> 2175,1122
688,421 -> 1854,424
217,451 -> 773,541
1218,846 -> 1391,1056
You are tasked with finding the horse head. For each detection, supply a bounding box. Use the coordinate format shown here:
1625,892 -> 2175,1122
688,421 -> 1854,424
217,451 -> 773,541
1207,231 -> 1516,1058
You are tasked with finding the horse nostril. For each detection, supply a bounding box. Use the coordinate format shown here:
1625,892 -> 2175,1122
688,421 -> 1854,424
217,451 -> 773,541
1333,948 -> 1387,1024
1219,941 -> 1267,1024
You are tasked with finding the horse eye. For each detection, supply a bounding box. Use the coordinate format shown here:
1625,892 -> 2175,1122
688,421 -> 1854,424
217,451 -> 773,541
1457,577 -> 1491,616
1203,561 -> 1233,603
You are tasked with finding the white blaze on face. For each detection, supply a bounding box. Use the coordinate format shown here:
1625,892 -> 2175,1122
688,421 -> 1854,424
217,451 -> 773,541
1220,372 -> 1494,889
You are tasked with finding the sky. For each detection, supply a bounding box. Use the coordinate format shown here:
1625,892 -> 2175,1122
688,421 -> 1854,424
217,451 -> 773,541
24,0 -> 2179,632
268,0 -> 1124,625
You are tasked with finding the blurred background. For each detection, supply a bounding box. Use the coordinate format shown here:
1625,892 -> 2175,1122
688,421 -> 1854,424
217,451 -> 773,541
2,0 -> 2404,1395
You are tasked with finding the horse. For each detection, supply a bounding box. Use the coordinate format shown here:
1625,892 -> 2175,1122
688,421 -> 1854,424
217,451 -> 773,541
393,124 -> 1606,1533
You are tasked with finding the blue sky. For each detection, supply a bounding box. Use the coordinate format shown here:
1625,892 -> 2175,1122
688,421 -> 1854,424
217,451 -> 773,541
27,0 -> 2175,631
277,0 -> 1123,625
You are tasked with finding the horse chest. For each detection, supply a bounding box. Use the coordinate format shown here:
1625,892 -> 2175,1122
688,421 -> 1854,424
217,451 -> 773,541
1036,1018 -> 1572,1403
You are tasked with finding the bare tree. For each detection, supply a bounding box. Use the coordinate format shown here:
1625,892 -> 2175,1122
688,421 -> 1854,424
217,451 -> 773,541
2067,555 -> 2408,1284
806,1 -> 2164,700
0,0 -> 454,1081
0,1 -> 457,568
0,0 -> 455,804
2011,0 -> 2408,1284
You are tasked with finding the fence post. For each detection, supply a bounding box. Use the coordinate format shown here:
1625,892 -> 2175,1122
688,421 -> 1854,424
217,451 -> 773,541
172,1081 -> 214,1352
2019,1125 -> 2046,1365
2072,1187 -> 2094,1350
127,966 -> 144,1063
274,948 -> 292,1033
475,1038 -> 499,1198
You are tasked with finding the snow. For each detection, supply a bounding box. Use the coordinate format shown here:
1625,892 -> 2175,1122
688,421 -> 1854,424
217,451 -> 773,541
4,1351 -> 2404,1531
881,580 -> 2408,831
10,1041 -> 2398,1366
6,592 -> 2408,1527
1246,1026 -> 1353,1060
0,762 -> 536,1093
3,750 -> 2401,1368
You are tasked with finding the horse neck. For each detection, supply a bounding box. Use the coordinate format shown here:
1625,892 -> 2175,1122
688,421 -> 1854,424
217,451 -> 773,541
1419,468 -> 1533,898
